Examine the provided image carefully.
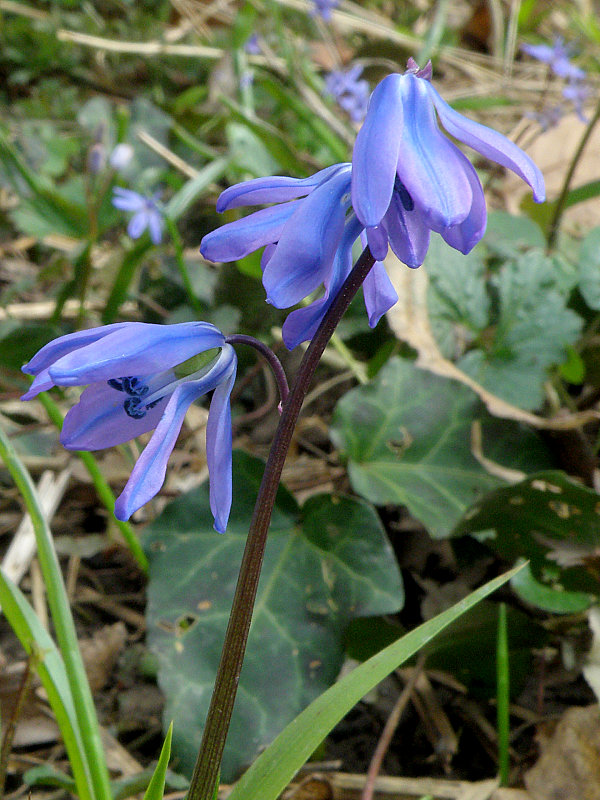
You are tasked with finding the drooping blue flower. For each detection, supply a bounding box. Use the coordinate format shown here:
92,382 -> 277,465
112,188 -> 164,245
200,164 -> 399,350
351,58 -> 545,261
325,65 -> 370,122
22,322 -> 237,533
521,37 -> 585,81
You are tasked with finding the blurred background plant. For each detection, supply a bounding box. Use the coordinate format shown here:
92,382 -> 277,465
1,0 -> 600,798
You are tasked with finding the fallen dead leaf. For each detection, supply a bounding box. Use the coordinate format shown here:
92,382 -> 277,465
525,704 -> 600,800
385,255 -> 598,431
79,622 -> 128,693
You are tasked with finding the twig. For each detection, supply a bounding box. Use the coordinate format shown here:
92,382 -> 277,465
362,654 -> 426,800
0,654 -> 35,797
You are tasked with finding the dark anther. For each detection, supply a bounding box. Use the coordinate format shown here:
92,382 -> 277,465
108,378 -> 125,391
122,377 -> 149,397
124,397 -> 147,419
394,176 -> 414,211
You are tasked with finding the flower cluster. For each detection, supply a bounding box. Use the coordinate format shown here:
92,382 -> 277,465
201,59 -> 544,349
22,322 -> 237,532
325,65 -> 370,122
521,36 -> 589,123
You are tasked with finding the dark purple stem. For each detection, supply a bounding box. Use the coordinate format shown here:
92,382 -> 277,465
187,246 -> 376,800
226,333 -> 290,407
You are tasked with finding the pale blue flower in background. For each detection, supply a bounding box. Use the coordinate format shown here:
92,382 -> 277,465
521,36 -> 585,81
325,65 -> 369,122
22,322 -> 237,532
311,0 -> 338,22
112,187 -> 164,245
244,33 -> 261,55
562,78 -> 590,122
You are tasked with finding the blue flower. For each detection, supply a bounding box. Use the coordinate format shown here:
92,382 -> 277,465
325,65 -> 370,122
200,164 -> 399,350
521,37 -> 585,81
244,33 -> 261,55
22,322 -> 237,533
562,78 -> 590,122
351,59 -> 545,261
311,0 -> 338,21
112,188 -> 164,245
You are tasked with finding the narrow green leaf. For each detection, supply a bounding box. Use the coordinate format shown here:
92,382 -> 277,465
496,603 -> 509,786
143,723 -> 173,800
0,571 -> 93,800
102,239 -> 151,323
166,158 -> 230,221
226,566 -> 523,800
0,427 -> 112,800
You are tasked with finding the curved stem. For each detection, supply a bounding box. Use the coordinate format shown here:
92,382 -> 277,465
547,95 -> 600,249
226,334 -> 290,406
187,246 -> 376,800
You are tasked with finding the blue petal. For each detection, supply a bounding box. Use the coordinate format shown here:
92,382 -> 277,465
352,74 -> 404,227
395,75 -> 473,231
127,211 -> 148,240
21,323 -> 132,399
382,191 -> 431,268
147,210 -> 163,244
441,155 -> 487,253
114,348 -> 236,526
112,188 -> 147,212
281,215 -> 361,349
262,166 -> 351,308
205,347 -> 237,532
61,382 -> 168,449
200,201 -> 300,263
427,82 -> 546,202
216,165 -> 348,211
48,322 -> 225,386
365,225 -> 389,261
363,260 -> 398,327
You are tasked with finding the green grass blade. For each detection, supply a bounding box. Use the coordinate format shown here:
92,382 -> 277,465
143,723 -> 173,800
0,426 -> 113,800
102,238 -> 151,323
0,570 -> 93,800
166,158 -> 229,221
496,602 -> 510,786
227,566 -> 523,800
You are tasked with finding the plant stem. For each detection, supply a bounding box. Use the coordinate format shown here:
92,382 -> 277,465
547,96 -> 600,248
226,334 -> 289,406
164,216 -> 205,317
186,246 -> 376,800
497,602 -> 510,786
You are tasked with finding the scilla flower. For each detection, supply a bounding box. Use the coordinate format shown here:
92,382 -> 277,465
22,322 -> 237,532
325,65 -> 370,122
352,59 -> 545,261
200,164 -> 398,350
112,188 -> 164,245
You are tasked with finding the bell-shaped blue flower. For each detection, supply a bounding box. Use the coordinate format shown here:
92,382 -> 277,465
22,322 -> 237,533
352,58 -> 545,259
200,164 -> 400,349
112,188 -> 164,245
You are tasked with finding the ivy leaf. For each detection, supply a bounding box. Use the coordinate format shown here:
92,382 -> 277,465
455,471 -> 600,597
330,358 -> 553,539
458,253 -> 582,410
143,452 -> 403,781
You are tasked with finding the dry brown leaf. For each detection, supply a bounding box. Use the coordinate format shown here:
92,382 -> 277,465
79,622 -> 127,693
385,254 -> 597,431
505,113 -> 600,232
525,705 -> 600,800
